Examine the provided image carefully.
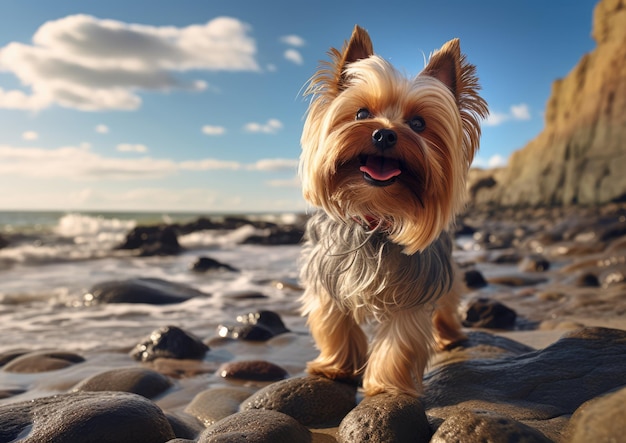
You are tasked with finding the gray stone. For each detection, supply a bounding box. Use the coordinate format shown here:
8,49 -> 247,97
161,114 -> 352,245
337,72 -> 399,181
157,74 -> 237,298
72,367 -> 173,399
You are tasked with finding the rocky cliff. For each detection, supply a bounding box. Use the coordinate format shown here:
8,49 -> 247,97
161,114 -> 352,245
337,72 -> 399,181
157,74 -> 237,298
470,0 -> 626,208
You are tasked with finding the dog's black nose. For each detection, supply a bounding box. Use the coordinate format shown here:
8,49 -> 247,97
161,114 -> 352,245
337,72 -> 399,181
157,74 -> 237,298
372,128 -> 397,151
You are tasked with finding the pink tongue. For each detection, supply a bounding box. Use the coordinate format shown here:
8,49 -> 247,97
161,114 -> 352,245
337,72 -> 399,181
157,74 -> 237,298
359,156 -> 401,181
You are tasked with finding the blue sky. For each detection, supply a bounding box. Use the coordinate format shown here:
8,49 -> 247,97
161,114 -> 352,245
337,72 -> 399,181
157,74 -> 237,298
0,0 -> 597,213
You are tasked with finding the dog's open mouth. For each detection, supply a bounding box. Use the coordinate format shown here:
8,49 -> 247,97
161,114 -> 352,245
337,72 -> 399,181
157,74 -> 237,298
359,155 -> 401,187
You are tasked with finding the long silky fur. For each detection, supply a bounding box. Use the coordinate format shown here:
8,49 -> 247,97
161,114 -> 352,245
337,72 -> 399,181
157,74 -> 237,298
300,211 -> 454,324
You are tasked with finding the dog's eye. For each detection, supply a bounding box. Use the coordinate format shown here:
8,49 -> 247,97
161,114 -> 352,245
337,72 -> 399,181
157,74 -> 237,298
356,108 -> 371,120
408,116 -> 426,133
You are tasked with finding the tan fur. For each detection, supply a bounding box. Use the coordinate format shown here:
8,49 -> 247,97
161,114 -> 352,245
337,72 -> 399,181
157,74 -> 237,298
299,26 -> 488,397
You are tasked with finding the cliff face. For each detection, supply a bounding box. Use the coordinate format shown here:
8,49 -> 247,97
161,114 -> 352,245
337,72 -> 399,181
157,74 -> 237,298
471,0 -> 626,208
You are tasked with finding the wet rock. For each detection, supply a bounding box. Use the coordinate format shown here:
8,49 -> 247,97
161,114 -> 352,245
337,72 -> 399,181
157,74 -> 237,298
226,290 -> 268,300
241,375 -> 357,427
217,310 -> 289,341
217,360 -> 288,382
462,298 -> 517,329
0,349 -> 30,367
2,350 -> 85,373
463,269 -> 488,289
424,327 -> 626,416
0,391 -> 175,443
165,412 -> 205,440
0,388 -> 26,399
338,393 -> 431,443
131,325 -> 209,362
116,225 -> 181,256
574,272 -> 600,287
519,254 -> 551,272
431,409 -> 552,443
72,367 -> 173,399
0,234 -> 8,249
191,256 -> 239,273
241,225 -> 303,245
198,409 -> 311,443
85,278 -> 208,305
185,386 -> 257,426
565,385 -> 626,443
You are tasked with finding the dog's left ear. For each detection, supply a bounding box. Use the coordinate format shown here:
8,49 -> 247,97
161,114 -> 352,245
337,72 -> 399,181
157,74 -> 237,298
422,39 -> 489,166
421,38 -> 462,98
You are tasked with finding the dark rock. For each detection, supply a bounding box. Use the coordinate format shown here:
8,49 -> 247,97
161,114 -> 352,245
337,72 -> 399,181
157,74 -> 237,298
227,291 -> 268,300
0,349 -> 30,367
72,367 -> 173,399
0,391 -> 175,443
0,234 -> 8,249
565,385 -> 626,443
191,256 -> 239,273
85,278 -> 208,305
217,310 -> 289,341
574,272 -> 600,287
217,360 -> 288,382
117,225 -> 181,256
241,375 -> 357,427
462,298 -> 517,329
463,269 -> 488,289
338,393 -> 431,443
430,409 -> 552,443
198,409 -> 311,443
131,325 -> 209,362
519,254 -> 551,272
0,388 -> 26,399
241,226 -> 304,245
2,350 -> 84,373
185,387 -> 257,426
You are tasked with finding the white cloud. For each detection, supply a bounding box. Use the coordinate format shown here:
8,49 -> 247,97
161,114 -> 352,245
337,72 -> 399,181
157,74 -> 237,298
280,35 -> 305,47
0,143 -> 298,181
247,158 -> 298,171
0,15 -> 259,111
266,176 -> 301,188
484,103 -> 531,126
202,125 -> 226,136
510,103 -> 531,120
116,143 -> 148,153
95,124 -> 109,134
244,118 -> 283,134
22,131 -> 39,141
284,49 -> 303,65
472,154 -> 508,169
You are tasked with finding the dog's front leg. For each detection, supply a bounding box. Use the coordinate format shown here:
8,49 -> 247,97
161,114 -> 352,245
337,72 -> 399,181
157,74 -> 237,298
304,290 -> 368,382
363,308 -> 434,397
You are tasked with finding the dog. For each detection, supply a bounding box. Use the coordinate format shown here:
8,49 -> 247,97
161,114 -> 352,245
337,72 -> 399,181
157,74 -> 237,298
298,25 -> 488,397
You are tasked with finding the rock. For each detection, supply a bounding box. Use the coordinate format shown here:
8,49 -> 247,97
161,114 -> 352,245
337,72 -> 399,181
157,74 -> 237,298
241,225 -> 304,245
198,409 -> 311,443
0,234 -> 8,249
338,393 -> 431,443
72,367 -> 173,399
217,310 -> 290,341
487,275 -> 548,287
565,385 -> 626,443
431,409 -> 552,443
165,412 -> 205,440
463,269 -> 488,289
217,360 -> 288,381
462,298 -> 517,329
241,375 -> 357,427
2,350 -> 84,373
191,256 -> 239,273
117,225 -> 181,256
424,327 -> 626,416
85,277 -> 208,305
130,325 -> 209,362
185,387 -> 257,426
468,0 -> 626,208
0,391 -> 175,443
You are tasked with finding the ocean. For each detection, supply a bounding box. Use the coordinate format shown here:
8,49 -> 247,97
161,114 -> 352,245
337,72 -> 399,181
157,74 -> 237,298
0,210 -> 306,354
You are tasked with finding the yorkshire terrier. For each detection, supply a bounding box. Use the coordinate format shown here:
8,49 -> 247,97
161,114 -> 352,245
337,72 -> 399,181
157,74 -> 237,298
299,26 -> 488,397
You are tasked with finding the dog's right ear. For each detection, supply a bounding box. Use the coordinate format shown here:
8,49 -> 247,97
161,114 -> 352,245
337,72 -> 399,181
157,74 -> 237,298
335,26 -> 373,90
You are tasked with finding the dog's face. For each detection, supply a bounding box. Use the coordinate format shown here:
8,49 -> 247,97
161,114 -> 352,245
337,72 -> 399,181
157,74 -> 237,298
300,26 -> 488,254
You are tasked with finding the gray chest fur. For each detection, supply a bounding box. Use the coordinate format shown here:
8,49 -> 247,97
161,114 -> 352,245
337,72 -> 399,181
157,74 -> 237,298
300,212 -> 453,321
